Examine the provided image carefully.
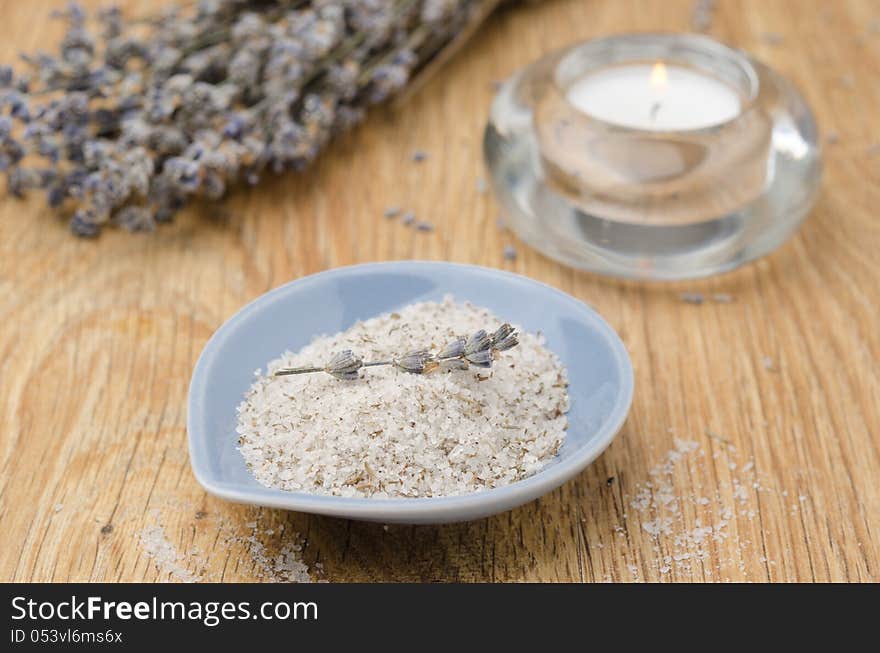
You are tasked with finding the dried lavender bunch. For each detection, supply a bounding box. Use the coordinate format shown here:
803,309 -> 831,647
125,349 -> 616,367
274,323 -> 518,379
0,0 -> 491,236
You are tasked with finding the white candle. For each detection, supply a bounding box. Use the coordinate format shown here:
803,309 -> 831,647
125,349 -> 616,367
566,62 -> 742,131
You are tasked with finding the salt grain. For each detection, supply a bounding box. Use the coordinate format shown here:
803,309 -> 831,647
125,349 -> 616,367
237,297 -> 569,498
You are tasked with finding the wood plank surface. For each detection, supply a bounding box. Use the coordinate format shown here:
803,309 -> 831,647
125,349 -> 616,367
1,0 -> 878,582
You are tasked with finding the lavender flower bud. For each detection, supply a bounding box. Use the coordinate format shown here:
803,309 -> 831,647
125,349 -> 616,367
105,37 -> 148,69
61,25 -> 95,66
438,337 -> 466,360
465,329 -> 494,367
1,140 -> 23,168
228,48 -> 261,91
222,113 -> 247,140
465,349 -> 493,367
231,13 -> 265,43
324,350 -> 363,380
465,330 -> 490,352
367,61 -> 410,103
46,184 -> 66,207
491,324 -> 518,351
70,209 -> 99,237
394,349 -> 437,375
114,205 -> 155,232
162,157 -> 200,193
98,6 -> 123,40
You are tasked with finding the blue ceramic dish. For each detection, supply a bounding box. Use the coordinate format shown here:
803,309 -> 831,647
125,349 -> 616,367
188,261 -> 633,523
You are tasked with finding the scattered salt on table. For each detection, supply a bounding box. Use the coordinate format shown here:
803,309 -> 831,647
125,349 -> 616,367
139,524 -> 199,583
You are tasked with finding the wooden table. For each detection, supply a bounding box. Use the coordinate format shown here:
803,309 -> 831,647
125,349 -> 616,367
1,0 -> 878,583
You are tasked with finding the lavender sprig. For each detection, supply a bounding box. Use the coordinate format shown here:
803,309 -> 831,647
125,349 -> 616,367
273,323 -> 518,380
0,0 -> 491,236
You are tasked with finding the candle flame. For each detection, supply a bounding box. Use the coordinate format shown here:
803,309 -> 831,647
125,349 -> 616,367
650,62 -> 668,89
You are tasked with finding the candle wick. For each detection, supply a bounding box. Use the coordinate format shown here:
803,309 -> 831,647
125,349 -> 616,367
650,101 -> 662,121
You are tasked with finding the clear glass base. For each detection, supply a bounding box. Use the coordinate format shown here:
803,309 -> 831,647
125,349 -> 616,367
484,35 -> 821,280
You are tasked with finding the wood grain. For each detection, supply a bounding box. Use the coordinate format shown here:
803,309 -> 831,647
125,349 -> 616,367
1,0 -> 878,583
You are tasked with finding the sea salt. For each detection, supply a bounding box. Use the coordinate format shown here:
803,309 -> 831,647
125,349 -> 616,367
139,524 -> 199,583
237,297 -> 569,498
244,531 -> 312,584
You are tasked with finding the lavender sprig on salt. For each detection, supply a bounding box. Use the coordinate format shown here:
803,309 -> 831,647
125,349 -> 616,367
274,323 -> 519,379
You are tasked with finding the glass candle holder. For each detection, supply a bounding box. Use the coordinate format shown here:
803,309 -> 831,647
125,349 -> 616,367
484,33 -> 821,280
